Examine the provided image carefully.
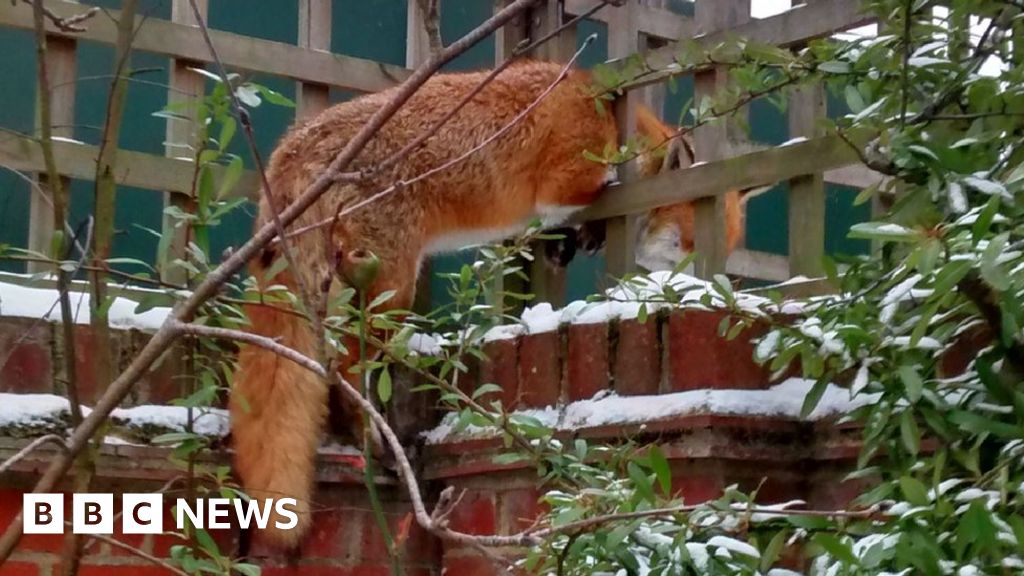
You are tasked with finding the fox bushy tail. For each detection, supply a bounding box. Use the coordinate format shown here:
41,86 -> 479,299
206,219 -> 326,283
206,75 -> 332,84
229,298 -> 326,548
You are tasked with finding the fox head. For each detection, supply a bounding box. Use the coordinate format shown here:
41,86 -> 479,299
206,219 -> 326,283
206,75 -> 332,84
631,105 -> 766,272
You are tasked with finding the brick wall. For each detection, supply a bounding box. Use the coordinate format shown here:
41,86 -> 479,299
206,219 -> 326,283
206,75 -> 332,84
0,307 -> 871,576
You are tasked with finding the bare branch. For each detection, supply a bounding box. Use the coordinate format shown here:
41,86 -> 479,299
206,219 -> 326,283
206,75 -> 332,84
15,0 -> 99,32
0,435 -> 68,474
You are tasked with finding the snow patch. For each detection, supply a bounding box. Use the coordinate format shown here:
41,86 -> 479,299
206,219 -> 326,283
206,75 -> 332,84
0,279 -> 171,332
424,378 -> 875,443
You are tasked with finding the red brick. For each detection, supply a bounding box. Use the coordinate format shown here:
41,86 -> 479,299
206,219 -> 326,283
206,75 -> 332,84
673,474 -> 724,504
613,318 -> 662,396
446,490 -> 496,536
667,310 -> 770,391
479,338 -> 519,410
499,489 -> 545,533
298,506 -> 355,560
443,553 -> 502,576
566,323 -> 608,401
0,319 -> 52,394
518,332 -> 560,408
0,561 -> 43,576
72,325 -> 123,404
939,325 -> 989,378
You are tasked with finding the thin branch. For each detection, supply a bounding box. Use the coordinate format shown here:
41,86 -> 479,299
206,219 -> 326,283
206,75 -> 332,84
0,435 -> 68,474
82,532 -> 189,576
0,0 -> 543,561
14,0 -> 99,32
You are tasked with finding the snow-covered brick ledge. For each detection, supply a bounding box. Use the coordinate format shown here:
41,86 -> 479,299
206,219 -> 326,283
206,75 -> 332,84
422,378 -> 875,445
0,392 -> 227,442
0,278 -> 172,332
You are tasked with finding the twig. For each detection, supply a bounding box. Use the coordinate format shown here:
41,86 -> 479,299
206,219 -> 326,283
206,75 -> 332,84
0,0 -> 543,561
14,0 -> 99,32
82,532 -> 189,576
0,435 -> 67,474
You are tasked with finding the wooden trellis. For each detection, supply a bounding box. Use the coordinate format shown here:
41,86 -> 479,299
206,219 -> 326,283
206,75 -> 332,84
0,0 -> 883,303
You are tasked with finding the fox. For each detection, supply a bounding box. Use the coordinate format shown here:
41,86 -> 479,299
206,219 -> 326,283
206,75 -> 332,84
230,60 -> 753,549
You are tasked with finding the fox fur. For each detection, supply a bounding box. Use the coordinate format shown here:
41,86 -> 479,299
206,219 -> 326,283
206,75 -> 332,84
230,60 -> 757,549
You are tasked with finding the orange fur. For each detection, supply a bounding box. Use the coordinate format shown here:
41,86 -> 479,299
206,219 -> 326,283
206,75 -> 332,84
231,61 -> 618,548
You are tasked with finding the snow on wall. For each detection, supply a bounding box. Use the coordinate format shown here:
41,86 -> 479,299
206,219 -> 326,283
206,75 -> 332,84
0,278 -> 171,332
423,378 -> 876,444
0,392 -> 227,440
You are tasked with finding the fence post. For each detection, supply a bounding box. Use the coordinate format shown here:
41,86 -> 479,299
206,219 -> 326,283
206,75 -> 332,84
27,36 -> 77,273
161,0 -> 207,285
526,0 -> 576,307
691,0 -> 750,279
604,1 -> 642,279
297,0 -> 331,120
786,0 -> 825,279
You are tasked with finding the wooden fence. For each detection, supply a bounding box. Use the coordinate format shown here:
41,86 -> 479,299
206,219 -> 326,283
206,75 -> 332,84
0,0 -> 882,306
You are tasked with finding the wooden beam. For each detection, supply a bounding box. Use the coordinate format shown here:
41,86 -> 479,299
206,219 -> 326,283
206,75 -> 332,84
616,0 -> 873,90
573,131 -> 869,222
727,248 -> 790,282
564,0 -> 694,40
0,0 -> 409,94
0,131 -> 259,196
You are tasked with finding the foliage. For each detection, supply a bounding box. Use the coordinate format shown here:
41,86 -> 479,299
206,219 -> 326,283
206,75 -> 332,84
514,1 -> 1024,575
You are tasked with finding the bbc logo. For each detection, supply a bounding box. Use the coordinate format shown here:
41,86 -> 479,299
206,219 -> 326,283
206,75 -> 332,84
24,494 -> 164,535
23,493 -> 299,534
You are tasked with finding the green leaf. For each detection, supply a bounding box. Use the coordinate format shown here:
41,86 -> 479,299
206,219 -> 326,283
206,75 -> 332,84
646,445 -> 672,495
813,533 -> 858,565
844,84 -> 866,113
899,476 -> 929,506
368,290 -> 397,310
492,452 -> 529,465
849,222 -> 918,242
980,232 -> 1010,290
800,378 -> 829,418
217,155 -> 244,199
377,367 -> 392,403
899,411 -> 920,455
898,365 -> 923,403
818,60 -> 852,74
627,461 -> 655,503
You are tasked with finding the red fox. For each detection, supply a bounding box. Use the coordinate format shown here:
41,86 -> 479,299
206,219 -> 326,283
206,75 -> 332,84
230,61 -> 751,548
